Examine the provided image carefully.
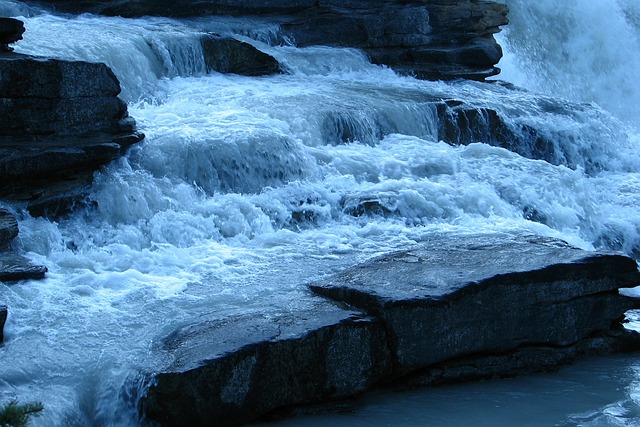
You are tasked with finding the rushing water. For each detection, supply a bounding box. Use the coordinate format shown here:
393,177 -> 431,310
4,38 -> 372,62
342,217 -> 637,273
1,0 -> 640,425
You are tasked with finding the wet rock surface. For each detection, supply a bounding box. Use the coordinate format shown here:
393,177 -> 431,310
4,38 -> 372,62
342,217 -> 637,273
202,35 -> 281,76
29,0 -> 509,81
0,51 -> 143,216
142,304 -> 391,427
0,252 -> 47,282
0,305 -> 6,342
0,209 -> 18,251
310,234 -> 639,374
141,234 -> 640,426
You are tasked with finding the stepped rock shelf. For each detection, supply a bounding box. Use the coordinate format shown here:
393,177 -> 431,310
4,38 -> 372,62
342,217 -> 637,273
0,51 -> 144,217
140,234 -> 640,427
29,0 -> 509,81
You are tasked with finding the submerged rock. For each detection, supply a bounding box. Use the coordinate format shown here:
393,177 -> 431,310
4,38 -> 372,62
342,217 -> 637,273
201,35 -> 281,76
140,233 -> 640,426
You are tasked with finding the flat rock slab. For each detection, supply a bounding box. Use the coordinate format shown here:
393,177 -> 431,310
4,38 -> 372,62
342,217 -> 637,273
141,234 -> 640,426
0,252 -> 47,282
142,303 -> 391,427
310,233 -> 640,374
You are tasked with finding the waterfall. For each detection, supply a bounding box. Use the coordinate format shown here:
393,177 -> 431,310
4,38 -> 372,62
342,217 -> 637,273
1,0 -> 640,425
497,0 -> 640,126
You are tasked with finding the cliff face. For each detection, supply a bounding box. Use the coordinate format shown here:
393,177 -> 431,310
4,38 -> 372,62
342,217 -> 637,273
28,0 -> 509,80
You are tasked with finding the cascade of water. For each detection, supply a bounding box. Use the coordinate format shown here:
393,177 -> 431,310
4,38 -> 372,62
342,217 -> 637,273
12,13 -> 289,102
496,0 -> 640,126
1,0 -> 640,425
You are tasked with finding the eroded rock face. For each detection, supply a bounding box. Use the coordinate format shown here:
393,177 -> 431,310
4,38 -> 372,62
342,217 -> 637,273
0,252 -> 47,282
0,53 -> 143,216
0,305 -> 7,342
28,0 -> 509,81
0,209 -> 18,251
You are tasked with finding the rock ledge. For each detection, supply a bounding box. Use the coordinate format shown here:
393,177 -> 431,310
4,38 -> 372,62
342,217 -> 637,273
140,233 -> 640,426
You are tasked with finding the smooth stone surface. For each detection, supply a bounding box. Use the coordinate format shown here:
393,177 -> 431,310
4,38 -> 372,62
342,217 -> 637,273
310,233 -> 640,375
141,303 -> 391,427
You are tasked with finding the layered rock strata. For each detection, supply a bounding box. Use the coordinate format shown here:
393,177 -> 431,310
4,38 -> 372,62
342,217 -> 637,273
141,234 -> 640,427
28,0 -> 509,81
310,234 -> 639,375
0,51 -> 144,216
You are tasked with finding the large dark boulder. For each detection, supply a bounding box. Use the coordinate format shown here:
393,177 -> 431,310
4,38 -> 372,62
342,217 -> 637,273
27,0 -> 509,81
141,304 -> 391,427
0,52 -> 143,216
310,234 -> 640,376
0,18 -> 25,52
201,36 -> 281,76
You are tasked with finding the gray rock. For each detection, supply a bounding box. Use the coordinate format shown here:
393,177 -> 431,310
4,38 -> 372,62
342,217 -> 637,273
310,234 -> 640,375
141,304 -> 391,427
202,36 -> 281,76
0,55 -> 120,99
0,209 -> 18,250
408,330 -> 640,387
0,305 -> 6,342
140,234 -> 640,426
0,53 -> 143,216
0,252 -> 47,282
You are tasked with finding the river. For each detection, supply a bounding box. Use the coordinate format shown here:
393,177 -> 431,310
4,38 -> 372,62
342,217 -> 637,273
1,0 -> 640,425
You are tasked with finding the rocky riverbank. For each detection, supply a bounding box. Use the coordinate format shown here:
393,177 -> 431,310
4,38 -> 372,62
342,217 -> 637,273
140,234 -> 640,427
